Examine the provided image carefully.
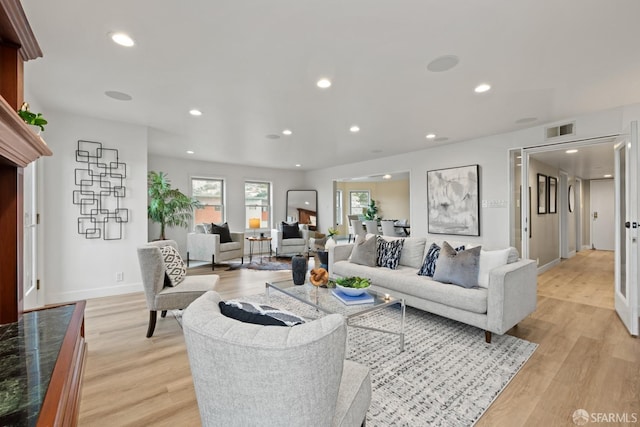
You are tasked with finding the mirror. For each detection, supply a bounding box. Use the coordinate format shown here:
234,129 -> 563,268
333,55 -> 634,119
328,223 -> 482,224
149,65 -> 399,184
286,190 -> 317,231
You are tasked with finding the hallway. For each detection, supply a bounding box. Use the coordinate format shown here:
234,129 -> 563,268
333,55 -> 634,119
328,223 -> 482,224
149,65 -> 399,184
537,250 -> 614,310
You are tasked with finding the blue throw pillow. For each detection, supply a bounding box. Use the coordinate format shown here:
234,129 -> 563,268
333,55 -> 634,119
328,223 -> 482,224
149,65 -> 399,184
417,242 -> 465,277
219,300 -> 305,327
377,237 -> 404,269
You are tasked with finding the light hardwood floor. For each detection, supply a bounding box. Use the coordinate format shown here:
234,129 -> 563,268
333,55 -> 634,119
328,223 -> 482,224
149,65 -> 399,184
78,251 -> 639,426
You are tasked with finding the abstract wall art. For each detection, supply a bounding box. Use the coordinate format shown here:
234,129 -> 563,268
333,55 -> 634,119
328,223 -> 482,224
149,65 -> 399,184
427,164 -> 480,236
73,140 -> 129,240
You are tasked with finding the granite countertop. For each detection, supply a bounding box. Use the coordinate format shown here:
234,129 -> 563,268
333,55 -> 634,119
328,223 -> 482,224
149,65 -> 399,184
0,305 -> 75,426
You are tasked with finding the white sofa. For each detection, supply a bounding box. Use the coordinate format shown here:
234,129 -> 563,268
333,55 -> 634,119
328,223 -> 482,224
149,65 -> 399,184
187,224 -> 244,270
328,235 -> 537,342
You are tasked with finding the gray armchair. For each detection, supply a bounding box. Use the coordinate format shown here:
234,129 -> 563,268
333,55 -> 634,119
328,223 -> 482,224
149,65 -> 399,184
187,224 -> 244,270
183,291 -> 372,427
271,222 -> 309,257
137,240 -> 219,338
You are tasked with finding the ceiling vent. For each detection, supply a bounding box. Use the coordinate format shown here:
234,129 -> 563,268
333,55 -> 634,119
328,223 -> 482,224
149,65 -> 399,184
545,122 -> 575,139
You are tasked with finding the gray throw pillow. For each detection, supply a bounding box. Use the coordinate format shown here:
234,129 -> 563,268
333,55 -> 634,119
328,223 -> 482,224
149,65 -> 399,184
433,242 -> 481,288
349,235 -> 377,267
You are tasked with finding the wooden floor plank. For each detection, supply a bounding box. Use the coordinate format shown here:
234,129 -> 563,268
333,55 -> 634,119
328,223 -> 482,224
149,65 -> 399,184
78,251 -> 640,426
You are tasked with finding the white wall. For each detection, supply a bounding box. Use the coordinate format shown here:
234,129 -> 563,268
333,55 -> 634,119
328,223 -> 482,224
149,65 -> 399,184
148,155 -> 306,256
306,106 -> 625,251
41,111 -> 148,303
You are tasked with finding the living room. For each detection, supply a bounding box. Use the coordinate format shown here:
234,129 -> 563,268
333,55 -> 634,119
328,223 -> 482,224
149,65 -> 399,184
2,1 -> 640,425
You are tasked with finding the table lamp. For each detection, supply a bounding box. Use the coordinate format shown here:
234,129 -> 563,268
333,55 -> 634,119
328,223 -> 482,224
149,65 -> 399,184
249,218 -> 261,236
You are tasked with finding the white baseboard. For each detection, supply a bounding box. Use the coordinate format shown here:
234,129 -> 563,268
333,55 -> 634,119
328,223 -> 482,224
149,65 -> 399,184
582,245 -> 592,251
46,282 -> 143,304
537,258 -> 560,274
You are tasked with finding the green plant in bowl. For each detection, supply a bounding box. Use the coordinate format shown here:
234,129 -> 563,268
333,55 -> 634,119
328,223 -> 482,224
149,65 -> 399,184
335,276 -> 371,296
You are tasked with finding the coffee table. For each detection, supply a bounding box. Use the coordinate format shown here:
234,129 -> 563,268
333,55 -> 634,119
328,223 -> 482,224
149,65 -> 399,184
266,279 -> 405,351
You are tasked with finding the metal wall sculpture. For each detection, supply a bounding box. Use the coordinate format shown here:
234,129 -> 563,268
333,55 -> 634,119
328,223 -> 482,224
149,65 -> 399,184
73,140 -> 129,240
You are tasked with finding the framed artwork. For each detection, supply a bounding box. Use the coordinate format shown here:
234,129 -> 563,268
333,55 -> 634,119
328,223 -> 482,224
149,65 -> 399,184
548,176 -> 557,214
427,164 -> 480,236
537,174 -> 547,214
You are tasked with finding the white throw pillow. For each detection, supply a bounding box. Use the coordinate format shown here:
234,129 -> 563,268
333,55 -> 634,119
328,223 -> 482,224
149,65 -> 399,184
477,248 -> 510,288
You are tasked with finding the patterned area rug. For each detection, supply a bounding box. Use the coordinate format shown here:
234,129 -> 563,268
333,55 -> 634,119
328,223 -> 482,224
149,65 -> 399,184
176,293 -> 537,426
187,259 -> 292,273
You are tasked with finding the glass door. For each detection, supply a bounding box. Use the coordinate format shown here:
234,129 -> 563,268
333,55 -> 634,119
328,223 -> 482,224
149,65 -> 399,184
614,121 -> 639,336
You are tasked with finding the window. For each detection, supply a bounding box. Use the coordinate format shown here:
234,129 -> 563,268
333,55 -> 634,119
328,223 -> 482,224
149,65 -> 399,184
245,181 -> 271,228
335,190 -> 343,225
192,178 -> 224,224
350,190 -> 370,216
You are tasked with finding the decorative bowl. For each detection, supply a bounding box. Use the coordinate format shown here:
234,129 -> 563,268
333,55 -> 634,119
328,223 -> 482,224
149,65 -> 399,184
336,283 -> 370,297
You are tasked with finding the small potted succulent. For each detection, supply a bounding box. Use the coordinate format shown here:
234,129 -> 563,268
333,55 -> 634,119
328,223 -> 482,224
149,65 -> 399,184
18,102 -> 48,134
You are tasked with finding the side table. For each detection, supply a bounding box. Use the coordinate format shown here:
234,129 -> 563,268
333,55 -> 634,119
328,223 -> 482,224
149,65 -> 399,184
246,236 -> 272,263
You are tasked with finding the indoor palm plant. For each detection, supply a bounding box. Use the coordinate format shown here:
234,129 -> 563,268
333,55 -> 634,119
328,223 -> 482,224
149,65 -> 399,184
147,171 -> 202,240
18,102 -> 48,132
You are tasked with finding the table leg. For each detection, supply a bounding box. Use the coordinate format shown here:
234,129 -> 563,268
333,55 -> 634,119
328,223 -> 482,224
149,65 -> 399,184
399,299 -> 406,352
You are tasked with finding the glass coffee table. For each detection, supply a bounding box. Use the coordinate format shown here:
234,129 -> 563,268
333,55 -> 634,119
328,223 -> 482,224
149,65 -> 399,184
266,279 -> 405,351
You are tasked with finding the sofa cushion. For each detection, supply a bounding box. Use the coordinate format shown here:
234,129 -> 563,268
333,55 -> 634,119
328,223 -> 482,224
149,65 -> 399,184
433,242 -> 481,289
376,237 -> 404,269
349,235 -> 377,267
378,236 -> 426,269
282,221 -> 301,239
281,238 -> 306,246
220,241 -> 241,253
331,262 -> 488,314
507,247 -> 520,264
477,248 -> 511,288
212,222 -> 233,243
160,245 -> 186,286
219,300 -> 305,326
418,243 -> 465,277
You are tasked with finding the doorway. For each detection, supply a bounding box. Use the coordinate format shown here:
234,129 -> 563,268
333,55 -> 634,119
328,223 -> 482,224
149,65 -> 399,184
590,179 -> 615,250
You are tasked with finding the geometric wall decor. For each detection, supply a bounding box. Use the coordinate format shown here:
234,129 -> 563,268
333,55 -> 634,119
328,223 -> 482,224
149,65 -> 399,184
73,140 -> 129,240
427,164 -> 480,236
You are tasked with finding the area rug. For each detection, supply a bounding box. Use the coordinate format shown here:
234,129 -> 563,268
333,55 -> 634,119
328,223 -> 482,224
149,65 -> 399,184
187,260 -> 292,273
175,293 -> 537,426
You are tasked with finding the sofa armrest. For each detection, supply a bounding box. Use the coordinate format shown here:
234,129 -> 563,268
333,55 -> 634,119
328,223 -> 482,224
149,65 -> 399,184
486,259 -> 537,334
230,232 -> 245,252
271,229 -> 283,250
328,244 -> 354,276
187,232 -> 222,261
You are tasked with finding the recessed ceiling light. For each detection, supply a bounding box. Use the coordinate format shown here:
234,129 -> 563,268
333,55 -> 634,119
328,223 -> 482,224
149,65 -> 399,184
474,83 -> 491,93
186,150 -> 194,154
426,133 -> 436,139
566,149 -> 578,154
515,117 -> 537,124
282,129 -> 292,135
516,163 -> 522,167
427,55 -> 459,72
383,174 -> 392,180
110,32 -> 135,47
304,201 -> 310,205
350,125 -> 360,133
295,164 -> 302,167
104,90 -> 132,101
189,109 -> 202,116
317,78 -> 331,89
604,174 -> 612,178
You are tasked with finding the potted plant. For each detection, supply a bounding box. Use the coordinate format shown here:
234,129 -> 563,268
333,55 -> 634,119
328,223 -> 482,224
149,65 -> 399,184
364,199 -> 380,221
147,171 -> 202,240
18,102 -> 47,133
325,227 -> 339,249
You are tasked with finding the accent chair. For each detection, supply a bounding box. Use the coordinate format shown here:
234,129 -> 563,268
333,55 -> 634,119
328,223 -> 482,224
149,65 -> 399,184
137,240 -> 219,338
182,291 -> 372,427
186,223 -> 244,270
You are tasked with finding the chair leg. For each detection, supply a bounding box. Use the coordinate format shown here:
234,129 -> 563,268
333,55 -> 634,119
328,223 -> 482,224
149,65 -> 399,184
147,311 -> 157,338
241,256 -> 244,265
161,310 -> 167,318
485,331 -> 492,343
187,252 -> 190,267
212,254 -> 215,271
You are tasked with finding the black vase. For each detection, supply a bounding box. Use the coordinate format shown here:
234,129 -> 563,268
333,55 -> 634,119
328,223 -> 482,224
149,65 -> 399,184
291,255 -> 307,285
